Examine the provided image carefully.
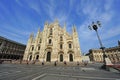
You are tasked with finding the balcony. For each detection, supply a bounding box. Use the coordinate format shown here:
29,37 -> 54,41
68,48 -> 73,52
47,43 -> 53,47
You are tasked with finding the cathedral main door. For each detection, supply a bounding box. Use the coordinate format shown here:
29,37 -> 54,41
60,54 -> 63,62
69,54 -> 73,62
29,55 -> 32,61
46,52 -> 51,62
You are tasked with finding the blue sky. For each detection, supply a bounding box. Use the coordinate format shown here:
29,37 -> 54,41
0,0 -> 120,54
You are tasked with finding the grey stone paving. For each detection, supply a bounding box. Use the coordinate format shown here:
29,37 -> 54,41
0,63 -> 120,80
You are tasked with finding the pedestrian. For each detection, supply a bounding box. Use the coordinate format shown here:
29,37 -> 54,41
42,62 -> 44,65
64,61 -> 67,66
32,60 -> 35,64
20,60 -> 22,64
77,61 -> 79,66
27,60 -> 29,65
54,61 -> 57,66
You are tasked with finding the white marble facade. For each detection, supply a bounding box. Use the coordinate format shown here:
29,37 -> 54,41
23,20 -> 82,62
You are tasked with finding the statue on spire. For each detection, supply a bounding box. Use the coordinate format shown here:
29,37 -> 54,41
64,22 -> 66,31
72,24 -> 77,32
54,18 -> 59,25
36,27 -> 41,38
45,21 -> 48,25
38,27 -> 40,33
54,18 -> 58,23
30,32 -> 34,39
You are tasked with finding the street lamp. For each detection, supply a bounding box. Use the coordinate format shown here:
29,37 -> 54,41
88,21 -> 107,69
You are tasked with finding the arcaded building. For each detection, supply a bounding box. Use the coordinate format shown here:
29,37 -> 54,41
0,36 -> 26,60
88,41 -> 120,63
23,20 -> 82,62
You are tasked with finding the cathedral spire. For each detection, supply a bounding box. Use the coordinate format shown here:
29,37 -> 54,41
36,27 -> 40,38
38,27 -> 40,33
54,18 -> 59,25
28,32 -> 34,43
44,21 -> 49,31
64,22 -> 66,31
45,21 -> 48,25
72,24 -> 77,33
54,18 -> 58,23
30,32 -> 34,39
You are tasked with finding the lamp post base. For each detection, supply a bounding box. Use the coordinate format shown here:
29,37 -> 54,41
101,64 -> 106,69
101,64 -> 110,71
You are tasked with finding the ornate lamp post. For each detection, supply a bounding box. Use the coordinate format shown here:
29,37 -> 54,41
88,21 -> 107,69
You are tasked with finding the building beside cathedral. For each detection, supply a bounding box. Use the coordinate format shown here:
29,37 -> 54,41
23,20 -> 82,62
0,36 -> 26,60
88,41 -> 120,63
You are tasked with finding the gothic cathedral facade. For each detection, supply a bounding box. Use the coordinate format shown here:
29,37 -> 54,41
23,20 -> 82,62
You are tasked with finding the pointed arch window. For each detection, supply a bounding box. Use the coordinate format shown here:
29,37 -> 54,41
29,55 -> 32,61
39,39 -> 42,43
60,44 -> 62,49
69,43 -> 72,49
36,55 -> 39,60
31,46 -> 34,51
38,46 -> 40,50
49,39 -> 52,44
60,36 -> 63,41
50,28 -> 52,35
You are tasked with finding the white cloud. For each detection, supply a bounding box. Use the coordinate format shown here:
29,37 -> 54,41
25,1 -> 42,16
102,25 -> 120,40
76,0 -> 114,22
0,23 -> 32,37
1,0 -> 119,53
78,21 -> 96,41
104,0 -> 113,11
76,0 -> 115,40
100,12 -> 113,23
15,0 -> 23,7
74,0 -> 119,53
